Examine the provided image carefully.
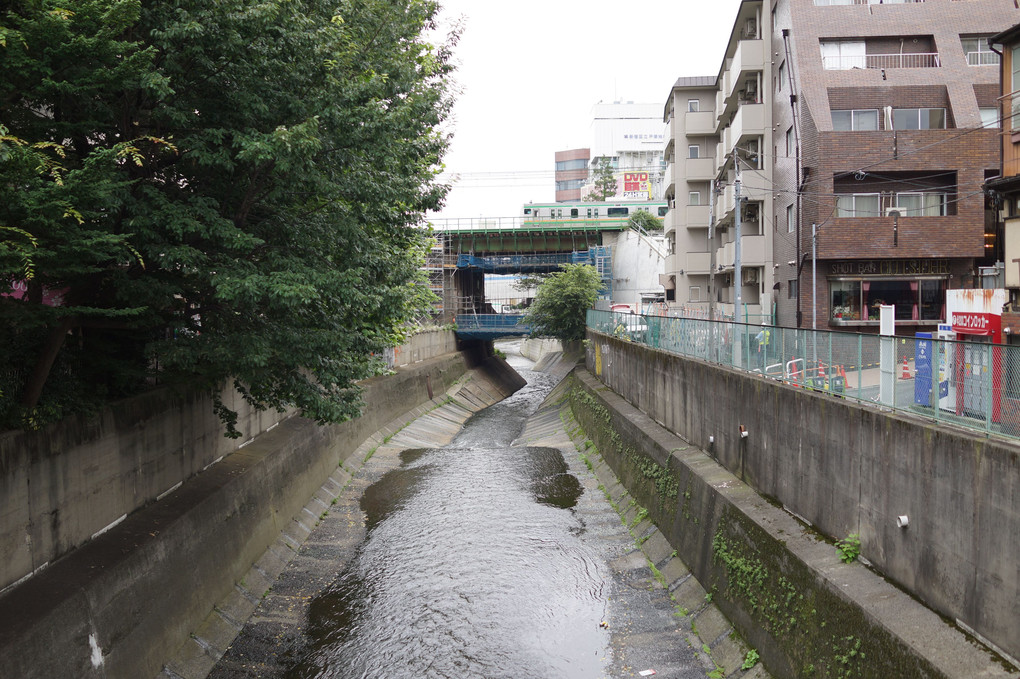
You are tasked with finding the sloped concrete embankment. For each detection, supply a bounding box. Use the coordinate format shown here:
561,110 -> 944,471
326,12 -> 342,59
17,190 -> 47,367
565,367 -> 1017,679
0,349 -> 524,679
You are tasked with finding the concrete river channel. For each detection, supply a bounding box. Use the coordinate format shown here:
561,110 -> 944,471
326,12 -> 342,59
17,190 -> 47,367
206,341 -> 721,679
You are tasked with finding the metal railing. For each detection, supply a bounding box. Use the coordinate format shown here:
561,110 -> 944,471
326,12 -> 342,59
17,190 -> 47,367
823,52 -> 940,70
588,309 -> 1020,440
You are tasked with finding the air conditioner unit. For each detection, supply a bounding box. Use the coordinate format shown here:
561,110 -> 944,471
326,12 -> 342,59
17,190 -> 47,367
886,207 -> 903,217
742,268 -> 759,285
745,81 -> 758,96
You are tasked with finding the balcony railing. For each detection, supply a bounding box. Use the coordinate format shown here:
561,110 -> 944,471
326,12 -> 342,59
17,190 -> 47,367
966,51 -> 999,66
823,52 -> 940,70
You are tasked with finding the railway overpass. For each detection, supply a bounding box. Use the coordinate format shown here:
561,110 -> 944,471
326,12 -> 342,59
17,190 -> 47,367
427,216 -> 624,338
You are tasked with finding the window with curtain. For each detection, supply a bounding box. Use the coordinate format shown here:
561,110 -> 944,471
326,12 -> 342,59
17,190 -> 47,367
836,194 -> 880,217
832,109 -> 879,131
895,192 -> 946,216
821,41 -> 865,70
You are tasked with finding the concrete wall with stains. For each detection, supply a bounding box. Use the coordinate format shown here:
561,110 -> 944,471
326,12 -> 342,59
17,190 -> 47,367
586,329 -> 1020,664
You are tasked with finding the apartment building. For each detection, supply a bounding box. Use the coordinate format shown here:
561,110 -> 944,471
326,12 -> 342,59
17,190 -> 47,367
662,2 -> 773,318
662,0 -> 1016,328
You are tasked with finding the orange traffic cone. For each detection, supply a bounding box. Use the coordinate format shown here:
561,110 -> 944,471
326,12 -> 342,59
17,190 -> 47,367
790,357 -> 800,381
900,357 -> 910,380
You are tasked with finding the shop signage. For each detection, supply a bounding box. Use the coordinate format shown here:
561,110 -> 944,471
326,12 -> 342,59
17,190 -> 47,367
829,259 -> 951,277
952,312 -> 996,334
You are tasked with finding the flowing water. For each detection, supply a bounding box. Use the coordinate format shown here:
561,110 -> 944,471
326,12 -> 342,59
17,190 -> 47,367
285,345 -> 612,679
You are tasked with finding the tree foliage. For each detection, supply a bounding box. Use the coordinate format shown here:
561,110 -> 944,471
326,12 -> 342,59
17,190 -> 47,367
524,264 -> 602,342
585,158 -> 617,202
0,0 -> 456,432
627,210 -> 663,233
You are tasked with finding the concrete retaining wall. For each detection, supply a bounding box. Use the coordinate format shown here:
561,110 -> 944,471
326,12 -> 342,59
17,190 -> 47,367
0,350 -> 523,678
520,337 -> 563,362
387,329 -> 458,367
567,367 -> 1015,679
585,330 -> 1020,664
0,330 -> 459,594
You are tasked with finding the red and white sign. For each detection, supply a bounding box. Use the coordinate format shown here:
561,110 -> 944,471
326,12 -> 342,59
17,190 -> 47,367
952,312 -> 997,335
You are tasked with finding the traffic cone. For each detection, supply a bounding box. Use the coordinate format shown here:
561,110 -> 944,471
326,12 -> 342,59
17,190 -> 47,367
900,357 -> 910,380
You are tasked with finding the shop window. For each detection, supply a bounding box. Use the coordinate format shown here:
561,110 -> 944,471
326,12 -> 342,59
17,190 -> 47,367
829,278 -> 946,322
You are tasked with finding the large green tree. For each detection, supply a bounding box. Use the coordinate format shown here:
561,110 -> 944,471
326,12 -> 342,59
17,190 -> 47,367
0,0 -> 455,431
524,264 -> 602,342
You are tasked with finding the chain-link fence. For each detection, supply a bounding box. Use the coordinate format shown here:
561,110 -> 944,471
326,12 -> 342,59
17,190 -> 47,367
589,309 -> 1020,440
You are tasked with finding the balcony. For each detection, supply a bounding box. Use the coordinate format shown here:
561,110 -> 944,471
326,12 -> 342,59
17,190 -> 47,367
686,110 -> 717,135
685,157 -> 716,182
686,204 -> 711,228
686,251 -> 711,274
728,103 -> 765,148
716,234 -> 766,269
664,209 -> 679,236
723,40 -> 765,102
716,180 -> 768,219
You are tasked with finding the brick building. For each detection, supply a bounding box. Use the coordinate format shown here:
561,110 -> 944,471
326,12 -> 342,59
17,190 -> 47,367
662,0 -> 1017,329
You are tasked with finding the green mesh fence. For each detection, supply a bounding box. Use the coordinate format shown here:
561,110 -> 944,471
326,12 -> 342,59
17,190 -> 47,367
588,309 -> 1020,440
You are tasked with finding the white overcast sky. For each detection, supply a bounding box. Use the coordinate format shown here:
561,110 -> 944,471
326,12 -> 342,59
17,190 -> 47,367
429,0 -> 744,221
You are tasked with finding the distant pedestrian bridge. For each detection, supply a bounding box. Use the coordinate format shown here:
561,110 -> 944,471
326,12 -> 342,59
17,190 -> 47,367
455,314 -> 531,340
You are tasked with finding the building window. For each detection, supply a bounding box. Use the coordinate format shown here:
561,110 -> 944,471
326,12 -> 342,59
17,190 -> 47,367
688,145 -> 700,159
820,40 -> 865,70
778,62 -> 785,91
688,99 -> 700,112
788,279 -> 798,299
895,192 -> 946,216
689,191 -> 701,206
787,203 -> 795,233
961,36 -> 998,66
836,193 -> 881,217
554,158 -> 588,172
831,109 -> 879,131
892,108 -> 946,130
689,286 -> 702,302
979,107 -> 999,128
785,127 -> 793,156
